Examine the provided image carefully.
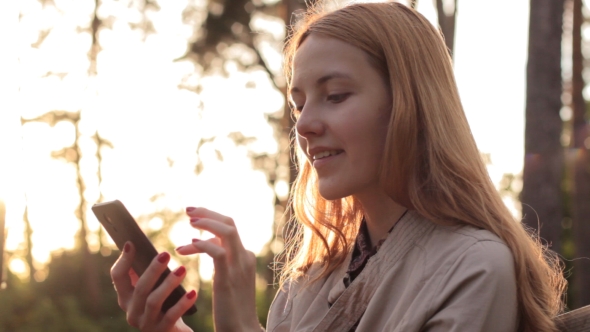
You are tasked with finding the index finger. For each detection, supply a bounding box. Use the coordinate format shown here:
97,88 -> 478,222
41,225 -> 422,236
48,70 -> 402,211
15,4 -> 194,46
186,207 -> 246,257
185,207 -> 235,227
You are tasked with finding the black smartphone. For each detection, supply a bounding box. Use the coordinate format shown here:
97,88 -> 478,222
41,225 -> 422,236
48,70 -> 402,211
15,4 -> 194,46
92,200 -> 197,316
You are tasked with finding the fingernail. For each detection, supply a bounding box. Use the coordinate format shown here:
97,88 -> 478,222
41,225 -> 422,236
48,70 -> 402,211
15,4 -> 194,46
157,252 -> 170,264
186,290 -> 196,300
124,242 -> 131,253
192,238 -> 200,242
186,207 -> 196,213
190,217 -> 200,223
174,266 -> 186,277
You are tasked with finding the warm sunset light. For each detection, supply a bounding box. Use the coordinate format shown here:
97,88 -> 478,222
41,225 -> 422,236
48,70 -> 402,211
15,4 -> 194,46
2,2 -> 531,280
5,0 -> 286,278
4,0 -> 590,330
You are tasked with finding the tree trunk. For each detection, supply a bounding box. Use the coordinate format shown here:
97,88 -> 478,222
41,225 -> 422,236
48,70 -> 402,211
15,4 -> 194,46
255,0 -> 309,306
79,0 -> 103,317
570,0 -> 590,308
0,201 -> 5,284
73,120 -> 101,318
522,0 -> 565,254
92,131 -> 112,252
23,205 -> 36,283
435,0 -> 457,58
280,0 -> 305,222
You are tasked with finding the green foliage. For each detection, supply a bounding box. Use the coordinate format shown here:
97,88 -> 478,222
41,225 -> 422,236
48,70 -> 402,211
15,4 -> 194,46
0,276 -> 127,332
0,252 -> 132,332
0,249 -> 274,331
183,287 -> 215,331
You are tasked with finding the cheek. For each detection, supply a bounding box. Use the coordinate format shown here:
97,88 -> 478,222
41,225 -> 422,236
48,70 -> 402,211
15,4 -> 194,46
377,120 -> 389,148
374,108 -> 391,150
356,121 -> 388,165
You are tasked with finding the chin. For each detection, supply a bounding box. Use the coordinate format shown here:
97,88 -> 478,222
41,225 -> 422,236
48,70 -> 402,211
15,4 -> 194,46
317,184 -> 351,201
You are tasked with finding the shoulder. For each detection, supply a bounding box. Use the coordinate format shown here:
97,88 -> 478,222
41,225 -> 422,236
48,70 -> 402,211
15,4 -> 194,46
423,220 -> 514,265
417,221 -> 517,299
417,224 -> 519,331
386,211 -> 515,284
399,213 -> 517,288
401,210 -> 509,252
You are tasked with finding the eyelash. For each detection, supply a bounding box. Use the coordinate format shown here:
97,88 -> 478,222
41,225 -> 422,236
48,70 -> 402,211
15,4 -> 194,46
292,93 -> 351,113
327,93 -> 350,103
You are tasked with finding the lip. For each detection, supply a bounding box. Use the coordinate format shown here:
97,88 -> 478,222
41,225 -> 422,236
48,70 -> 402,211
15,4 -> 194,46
308,146 -> 344,168
312,152 -> 343,169
308,146 -> 343,159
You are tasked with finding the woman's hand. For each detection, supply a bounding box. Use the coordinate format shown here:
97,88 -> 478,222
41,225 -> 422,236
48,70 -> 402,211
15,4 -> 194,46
110,242 -> 197,332
176,207 -> 260,332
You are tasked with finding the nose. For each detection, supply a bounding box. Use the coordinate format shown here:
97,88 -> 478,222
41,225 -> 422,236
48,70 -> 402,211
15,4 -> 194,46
295,105 -> 325,139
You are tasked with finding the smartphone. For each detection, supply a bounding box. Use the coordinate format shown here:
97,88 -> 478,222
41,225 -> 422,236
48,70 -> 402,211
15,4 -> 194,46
92,200 -> 197,316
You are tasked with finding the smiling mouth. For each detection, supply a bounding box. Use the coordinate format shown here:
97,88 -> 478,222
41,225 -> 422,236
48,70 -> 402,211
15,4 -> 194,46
312,150 -> 344,160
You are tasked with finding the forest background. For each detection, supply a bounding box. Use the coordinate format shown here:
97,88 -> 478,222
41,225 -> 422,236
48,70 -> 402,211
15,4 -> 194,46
0,0 -> 589,330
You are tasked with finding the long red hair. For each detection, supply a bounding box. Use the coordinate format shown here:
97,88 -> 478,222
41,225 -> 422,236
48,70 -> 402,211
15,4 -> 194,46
279,2 -> 566,332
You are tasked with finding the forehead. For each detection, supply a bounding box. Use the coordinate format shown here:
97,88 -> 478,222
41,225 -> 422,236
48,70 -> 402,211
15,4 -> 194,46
291,35 -> 373,87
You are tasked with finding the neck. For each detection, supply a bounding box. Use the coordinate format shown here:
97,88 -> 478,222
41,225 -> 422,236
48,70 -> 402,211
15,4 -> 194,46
355,189 -> 407,245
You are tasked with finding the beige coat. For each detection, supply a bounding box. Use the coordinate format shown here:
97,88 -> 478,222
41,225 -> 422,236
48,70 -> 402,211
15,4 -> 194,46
266,210 -> 518,332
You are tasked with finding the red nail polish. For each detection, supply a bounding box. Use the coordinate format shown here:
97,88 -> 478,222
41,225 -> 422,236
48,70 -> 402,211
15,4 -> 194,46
192,238 -> 200,242
174,266 -> 186,277
190,217 -> 200,223
157,252 -> 170,264
186,207 -> 196,213
186,290 -> 196,300
124,242 -> 131,253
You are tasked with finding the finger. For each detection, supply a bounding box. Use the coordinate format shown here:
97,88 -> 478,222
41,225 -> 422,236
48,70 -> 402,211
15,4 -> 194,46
127,252 -> 171,320
191,238 -> 228,263
190,218 -> 245,255
142,265 -> 188,326
175,238 -> 221,256
157,289 -> 198,331
185,207 -> 235,227
110,241 -> 136,311
175,239 -> 204,256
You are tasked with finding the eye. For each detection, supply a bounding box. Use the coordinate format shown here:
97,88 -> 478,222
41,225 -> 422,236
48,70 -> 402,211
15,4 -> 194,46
327,93 -> 350,103
289,97 -> 303,113
290,104 -> 303,120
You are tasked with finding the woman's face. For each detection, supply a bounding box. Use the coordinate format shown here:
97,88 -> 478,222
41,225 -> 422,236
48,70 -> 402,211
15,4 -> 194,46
291,34 -> 392,200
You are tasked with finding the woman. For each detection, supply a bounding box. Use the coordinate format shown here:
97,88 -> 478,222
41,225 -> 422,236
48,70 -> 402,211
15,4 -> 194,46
110,2 -> 566,331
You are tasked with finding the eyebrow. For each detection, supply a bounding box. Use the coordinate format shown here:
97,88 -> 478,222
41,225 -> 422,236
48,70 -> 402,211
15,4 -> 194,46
289,72 -> 353,94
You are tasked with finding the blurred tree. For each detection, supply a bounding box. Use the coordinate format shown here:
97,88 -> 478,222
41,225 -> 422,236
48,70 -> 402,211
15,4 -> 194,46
0,250 -> 134,332
521,0 -> 565,254
22,111 -> 104,316
435,0 -> 457,58
410,0 -> 457,58
570,0 -> 590,308
22,206 -> 35,284
0,201 -> 4,284
16,0 -> 165,318
11,0 -> 213,329
91,131 -> 114,253
179,0 -> 313,308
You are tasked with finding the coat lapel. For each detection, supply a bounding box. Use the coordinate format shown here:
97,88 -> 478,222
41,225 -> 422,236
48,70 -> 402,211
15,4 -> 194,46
312,211 -> 435,331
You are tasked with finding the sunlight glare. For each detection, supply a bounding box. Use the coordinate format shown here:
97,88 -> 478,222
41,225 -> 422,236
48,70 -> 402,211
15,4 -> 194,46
6,0 -> 533,282
0,0 -> 27,258
148,216 -> 164,231
9,258 -> 28,280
